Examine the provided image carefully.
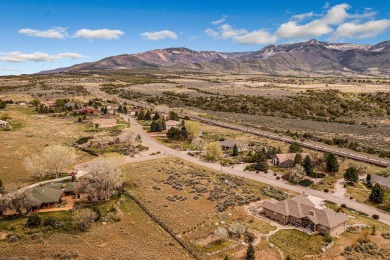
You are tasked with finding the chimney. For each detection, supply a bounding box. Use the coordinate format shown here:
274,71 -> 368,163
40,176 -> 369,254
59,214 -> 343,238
310,209 -> 315,216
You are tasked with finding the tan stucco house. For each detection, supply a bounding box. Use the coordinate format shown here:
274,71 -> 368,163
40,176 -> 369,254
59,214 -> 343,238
261,194 -> 347,236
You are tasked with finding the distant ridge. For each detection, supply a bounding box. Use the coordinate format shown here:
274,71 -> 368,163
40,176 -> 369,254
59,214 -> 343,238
39,39 -> 390,76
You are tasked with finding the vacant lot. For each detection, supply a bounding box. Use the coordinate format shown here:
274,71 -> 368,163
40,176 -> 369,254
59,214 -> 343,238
0,105 -> 93,189
123,158 -> 285,257
0,195 -> 192,260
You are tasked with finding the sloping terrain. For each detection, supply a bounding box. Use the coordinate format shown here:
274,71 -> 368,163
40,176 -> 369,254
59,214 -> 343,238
40,39 -> 390,76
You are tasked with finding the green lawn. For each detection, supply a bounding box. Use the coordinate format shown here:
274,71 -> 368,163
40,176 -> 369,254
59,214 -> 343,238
202,239 -> 232,253
269,229 -> 324,258
248,218 -> 276,234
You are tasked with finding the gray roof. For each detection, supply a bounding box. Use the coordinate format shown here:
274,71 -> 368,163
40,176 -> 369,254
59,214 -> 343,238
261,194 -> 347,228
371,174 -> 390,187
218,140 -> 240,148
29,186 -> 63,206
27,182 -> 81,207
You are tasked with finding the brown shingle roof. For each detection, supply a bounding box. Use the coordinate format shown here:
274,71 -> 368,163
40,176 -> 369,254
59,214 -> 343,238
261,194 -> 347,228
274,153 -> 310,163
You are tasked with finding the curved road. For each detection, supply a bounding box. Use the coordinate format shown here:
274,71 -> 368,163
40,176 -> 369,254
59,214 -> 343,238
130,117 -> 390,226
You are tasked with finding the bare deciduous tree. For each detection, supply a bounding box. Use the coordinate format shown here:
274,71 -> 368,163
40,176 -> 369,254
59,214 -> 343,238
1,188 -> 32,213
23,154 -> 47,179
191,137 -> 206,151
42,145 -> 77,178
155,104 -> 170,114
84,155 -> 125,202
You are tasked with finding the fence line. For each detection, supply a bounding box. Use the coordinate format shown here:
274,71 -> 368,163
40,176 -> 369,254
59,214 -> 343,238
126,192 -> 202,260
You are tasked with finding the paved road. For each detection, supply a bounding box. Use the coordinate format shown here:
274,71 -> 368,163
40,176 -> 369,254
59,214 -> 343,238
182,114 -> 390,168
130,117 -> 390,225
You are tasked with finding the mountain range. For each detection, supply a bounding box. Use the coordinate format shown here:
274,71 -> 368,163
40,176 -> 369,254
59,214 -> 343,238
40,39 -> 390,76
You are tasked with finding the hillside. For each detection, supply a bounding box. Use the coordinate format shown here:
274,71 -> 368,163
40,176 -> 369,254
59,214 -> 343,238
40,39 -> 390,76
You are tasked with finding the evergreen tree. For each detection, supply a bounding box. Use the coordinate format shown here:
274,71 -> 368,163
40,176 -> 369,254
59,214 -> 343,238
369,183 -> 385,203
254,151 -> 269,171
161,118 -> 166,130
303,155 -> 313,175
150,121 -> 158,132
153,111 -> 160,120
366,174 -> 371,183
232,144 -> 239,156
156,120 -> 163,132
325,153 -> 339,173
344,166 -> 359,183
294,153 -> 303,165
166,127 -> 182,140
117,105 -> 123,113
246,243 -> 255,260
169,111 -> 179,121
224,256 -> 229,260
137,109 -> 145,120
289,142 -> 302,153
144,110 -> 151,121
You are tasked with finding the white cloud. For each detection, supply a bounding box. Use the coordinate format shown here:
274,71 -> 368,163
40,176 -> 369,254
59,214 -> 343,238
204,28 -> 219,38
0,67 -> 19,71
276,4 -> 350,39
205,23 -> 276,45
18,27 -> 68,39
0,51 -> 85,63
141,30 -> 177,41
333,19 -> 390,39
292,12 -> 315,21
234,30 -> 277,45
74,29 -> 124,40
212,18 -> 226,25
205,3 -> 389,44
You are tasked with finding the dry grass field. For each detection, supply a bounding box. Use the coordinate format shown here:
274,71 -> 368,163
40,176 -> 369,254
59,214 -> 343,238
0,195 -> 192,260
123,158 -> 288,258
0,105 -> 93,189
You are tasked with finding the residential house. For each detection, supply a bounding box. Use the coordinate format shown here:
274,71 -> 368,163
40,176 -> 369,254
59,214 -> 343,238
93,118 -> 117,128
0,120 -> 9,128
261,194 -> 347,236
29,185 -> 64,209
0,182 -> 88,216
370,175 -> 390,190
218,140 -> 246,152
272,153 -> 310,168
165,120 -> 182,130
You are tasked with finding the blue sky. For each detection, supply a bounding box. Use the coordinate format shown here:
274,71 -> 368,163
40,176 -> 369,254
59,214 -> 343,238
0,0 -> 389,75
